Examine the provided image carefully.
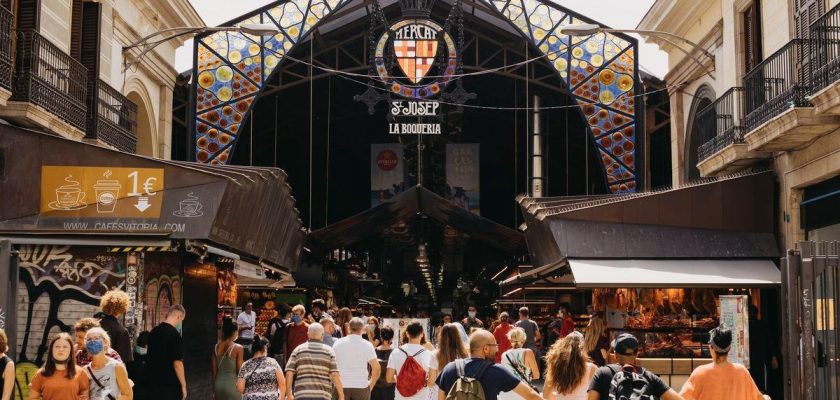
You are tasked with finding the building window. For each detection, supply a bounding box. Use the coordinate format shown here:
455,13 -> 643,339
685,85 -> 716,180
743,0 -> 763,73
794,0 -> 825,39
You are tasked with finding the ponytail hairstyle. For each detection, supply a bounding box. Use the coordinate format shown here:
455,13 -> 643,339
544,332 -> 588,395
221,316 -> 238,340
251,334 -> 270,355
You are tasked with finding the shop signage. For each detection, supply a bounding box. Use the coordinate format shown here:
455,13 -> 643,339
382,318 -> 431,341
389,100 -> 441,135
234,260 -> 266,280
41,166 -> 164,218
356,16 -> 474,135
371,144 -> 406,207
719,295 -> 750,368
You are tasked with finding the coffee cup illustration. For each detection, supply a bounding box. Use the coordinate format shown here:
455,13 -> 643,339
94,179 -> 121,213
49,175 -> 87,210
173,192 -> 204,217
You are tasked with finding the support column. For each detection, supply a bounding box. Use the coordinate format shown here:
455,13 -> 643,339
158,85 -> 173,159
530,95 -> 544,197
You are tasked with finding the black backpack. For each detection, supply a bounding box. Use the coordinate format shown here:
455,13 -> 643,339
267,319 -> 287,356
608,364 -> 654,400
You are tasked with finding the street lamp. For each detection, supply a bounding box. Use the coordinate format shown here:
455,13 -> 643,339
559,23 -> 715,79
122,23 -> 282,72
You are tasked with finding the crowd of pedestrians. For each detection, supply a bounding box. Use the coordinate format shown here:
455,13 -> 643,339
0,295 -> 768,400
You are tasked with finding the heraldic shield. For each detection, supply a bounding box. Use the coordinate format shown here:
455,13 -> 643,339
394,39 -> 438,84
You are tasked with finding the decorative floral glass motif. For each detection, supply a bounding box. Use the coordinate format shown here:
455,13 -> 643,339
192,0 -> 639,193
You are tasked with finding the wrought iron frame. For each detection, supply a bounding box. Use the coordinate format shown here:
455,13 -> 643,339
0,4 -> 12,92
189,0 -> 642,193
12,30 -> 87,131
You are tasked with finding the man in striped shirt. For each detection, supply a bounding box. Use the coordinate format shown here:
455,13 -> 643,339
286,323 -> 345,400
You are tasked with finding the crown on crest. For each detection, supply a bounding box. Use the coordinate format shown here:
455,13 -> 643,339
399,0 -> 435,18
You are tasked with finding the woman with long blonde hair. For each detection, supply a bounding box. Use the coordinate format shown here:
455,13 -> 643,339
544,332 -> 597,400
583,315 -> 609,366
498,327 -> 539,400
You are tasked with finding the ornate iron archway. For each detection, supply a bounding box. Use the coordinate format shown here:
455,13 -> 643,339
190,0 -> 641,193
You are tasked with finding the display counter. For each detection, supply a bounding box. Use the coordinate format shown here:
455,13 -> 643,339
636,358 -> 712,389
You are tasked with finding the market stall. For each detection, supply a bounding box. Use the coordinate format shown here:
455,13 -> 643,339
511,171 -> 783,390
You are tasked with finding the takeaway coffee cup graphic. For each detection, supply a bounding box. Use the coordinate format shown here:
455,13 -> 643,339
173,192 -> 204,217
49,175 -> 87,210
94,179 -> 121,213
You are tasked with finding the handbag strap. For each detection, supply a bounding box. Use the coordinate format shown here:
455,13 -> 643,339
505,353 -> 537,391
86,364 -> 117,400
246,357 -> 268,386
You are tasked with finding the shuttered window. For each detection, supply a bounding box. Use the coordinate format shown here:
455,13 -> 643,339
80,1 -> 101,137
70,0 -> 83,61
743,1 -> 763,72
16,0 -> 39,32
794,0 -> 825,39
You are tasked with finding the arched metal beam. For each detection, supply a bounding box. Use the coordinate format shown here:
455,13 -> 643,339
190,0 -> 641,193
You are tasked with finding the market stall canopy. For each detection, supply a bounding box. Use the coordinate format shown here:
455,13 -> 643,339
518,170 -> 779,267
0,125 -> 304,269
568,259 -> 781,288
308,185 -> 526,254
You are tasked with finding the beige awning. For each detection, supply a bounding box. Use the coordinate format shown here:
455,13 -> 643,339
568,259 -> 781,288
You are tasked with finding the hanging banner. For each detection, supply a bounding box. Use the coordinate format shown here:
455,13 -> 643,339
446,144 -> 480,214
371,144 -> 406,207
382,318 -> 431,343
719,295 -> 750,368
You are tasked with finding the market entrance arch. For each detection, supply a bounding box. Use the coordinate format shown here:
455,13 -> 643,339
189,0 -> 641,194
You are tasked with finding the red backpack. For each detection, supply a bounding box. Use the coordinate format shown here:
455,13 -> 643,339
396,347 -> 427,397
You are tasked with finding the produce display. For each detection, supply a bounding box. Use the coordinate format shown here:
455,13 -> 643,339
594,288 -> 722,359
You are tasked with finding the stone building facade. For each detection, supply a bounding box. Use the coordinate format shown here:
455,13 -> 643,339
639,0 -> 840,249
0,0 -> 202,157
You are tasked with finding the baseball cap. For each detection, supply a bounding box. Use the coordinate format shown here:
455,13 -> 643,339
611,333 -> 639,356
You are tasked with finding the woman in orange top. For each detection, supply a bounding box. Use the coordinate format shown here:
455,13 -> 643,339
680,326 -> 764,400
29,333 -> 90,400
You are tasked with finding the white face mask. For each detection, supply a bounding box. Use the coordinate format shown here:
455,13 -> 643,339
468,311 -> 477,319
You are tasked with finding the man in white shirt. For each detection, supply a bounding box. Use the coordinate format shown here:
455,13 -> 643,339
333,317 -> 381,400
387,321 -> 437,400
236,302 -> 257,359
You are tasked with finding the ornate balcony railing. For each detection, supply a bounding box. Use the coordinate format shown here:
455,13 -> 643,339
743,39 -> 811,132
0,5 -> 13,91
697,87 -> 745,161
12,30 -> 87,130
92,79 -> 137,153
811,2 -> 840,94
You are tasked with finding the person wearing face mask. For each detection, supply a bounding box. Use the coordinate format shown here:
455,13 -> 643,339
308,299 -> 327,324
82,327 -> 133,400
364,317 -> 382,348
29,333 -> 90,400
285,304 -> 310,357
461,306 -> 484,333
147,305 -> 188,400
434,330 -> 542,400
73,318 -> 123,366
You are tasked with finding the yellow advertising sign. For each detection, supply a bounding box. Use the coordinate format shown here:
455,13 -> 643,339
40,166 -> 165,218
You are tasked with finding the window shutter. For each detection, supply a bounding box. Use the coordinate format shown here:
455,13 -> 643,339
743,1 -> 763,72
794,0 -> 825,39
16,0 -> 39,32
81,1 -> 101,138
70,0 -> 83,61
